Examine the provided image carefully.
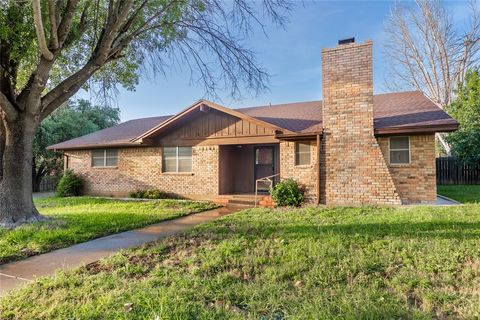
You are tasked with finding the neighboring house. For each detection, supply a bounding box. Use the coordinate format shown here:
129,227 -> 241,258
49,39 -> 458,205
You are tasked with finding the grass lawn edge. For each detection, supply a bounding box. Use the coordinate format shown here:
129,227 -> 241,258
0,197 -> 218,265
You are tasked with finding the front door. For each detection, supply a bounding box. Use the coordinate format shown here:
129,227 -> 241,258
254,146 -> 275,193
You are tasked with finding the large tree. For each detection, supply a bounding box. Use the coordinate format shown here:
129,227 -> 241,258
33,99 -> 120,192
446,69 -> 480,165
383,0 -> 480,153
0,0 -> 291,226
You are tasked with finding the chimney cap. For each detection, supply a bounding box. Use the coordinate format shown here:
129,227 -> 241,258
338,37 -> 355,45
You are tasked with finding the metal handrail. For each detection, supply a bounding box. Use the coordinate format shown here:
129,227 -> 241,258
254,173 -> 280,207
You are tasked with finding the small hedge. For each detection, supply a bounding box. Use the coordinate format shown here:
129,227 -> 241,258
130,189 -> 171,199
271,178 -> 304,207
56,170 -> 83,197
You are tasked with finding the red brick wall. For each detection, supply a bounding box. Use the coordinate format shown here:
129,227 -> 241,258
321,40 -> 401,205
66,146 -> 219,198
279,140 -> 318,203
378,135 -> 437,204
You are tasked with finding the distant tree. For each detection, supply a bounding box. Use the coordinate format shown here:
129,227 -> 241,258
446,69 -> 480,165
0,0 -> 291,226
383,0 -> 480,153
33,99 -> 120,192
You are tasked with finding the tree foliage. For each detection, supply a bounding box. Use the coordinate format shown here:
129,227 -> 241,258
384,0 -> 480,107
383,0 -> 480,154
32,99 -> 120,191
446,69 -> 480,165
0,0 -> 291,225
0,0 -> 291,109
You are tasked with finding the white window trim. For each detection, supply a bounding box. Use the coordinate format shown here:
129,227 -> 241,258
388,136 -> 411,165
91,149 -> 118,168
295,141 -> 311,166
163,147 -> 193,173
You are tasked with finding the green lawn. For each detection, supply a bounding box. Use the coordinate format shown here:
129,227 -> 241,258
437,185 -> 480,203
2,205 -> 480,319
0,197 -> 216,264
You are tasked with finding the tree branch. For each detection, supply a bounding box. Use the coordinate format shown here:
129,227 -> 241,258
48,0 -> 59,49
32,0 -> 54,61
17,0 -> 81,111
40,62 -> 101,119
0,91 -> 18,121
57,0 -> 80,46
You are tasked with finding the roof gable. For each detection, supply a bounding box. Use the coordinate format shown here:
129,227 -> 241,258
132,100 -> 294,143
153,108 -> 280,144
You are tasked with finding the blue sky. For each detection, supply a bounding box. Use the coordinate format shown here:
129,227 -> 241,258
80,1 -> 470,121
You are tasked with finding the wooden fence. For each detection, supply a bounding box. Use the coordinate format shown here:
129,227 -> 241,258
38,175 -> 60,192
436,157 -> 480,185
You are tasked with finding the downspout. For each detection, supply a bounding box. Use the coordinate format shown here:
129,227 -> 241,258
64,153 -> 68,171
316,133 -> 322,205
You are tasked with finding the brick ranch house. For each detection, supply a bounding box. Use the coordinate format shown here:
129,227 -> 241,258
49,39 -> 458,205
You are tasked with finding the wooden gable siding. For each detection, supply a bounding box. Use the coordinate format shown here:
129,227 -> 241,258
155,109 -> 277,146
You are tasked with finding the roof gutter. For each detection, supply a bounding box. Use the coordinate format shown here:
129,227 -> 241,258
46,141 -> 145,152
275,131 -> 323,140
374,123 -> 459,135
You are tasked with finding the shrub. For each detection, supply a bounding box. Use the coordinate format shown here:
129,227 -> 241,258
129,190 -> 144,198
130,189 -> 169,199
271,178 -> 304,207
56,170 -> 83,197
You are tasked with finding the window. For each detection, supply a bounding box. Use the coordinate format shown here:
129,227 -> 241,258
255,148 -> 273,165
163,147 -> 193,172
295,141 -> 311,165
91,149 -> 118,167
389,136 -> 410,164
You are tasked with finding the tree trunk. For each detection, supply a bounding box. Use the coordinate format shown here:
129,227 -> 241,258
0,115 -> 44,227
436,132 -> 451,156
32,158 -> 45,193
32,168 -> 43,192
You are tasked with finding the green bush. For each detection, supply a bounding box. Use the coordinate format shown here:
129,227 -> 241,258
130,189 -> 169,199
55,170 -> 83,197
271,178 -> 304,207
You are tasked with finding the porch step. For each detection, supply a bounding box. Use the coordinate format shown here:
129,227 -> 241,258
213,195 -> 275,207
228,199 -> 257,206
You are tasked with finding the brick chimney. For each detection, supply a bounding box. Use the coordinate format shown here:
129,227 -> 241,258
321,39 -> 401,205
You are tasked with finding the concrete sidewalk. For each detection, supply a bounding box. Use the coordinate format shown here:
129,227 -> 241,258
0,206 -> 242,297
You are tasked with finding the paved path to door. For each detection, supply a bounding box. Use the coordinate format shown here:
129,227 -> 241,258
0,206 -> 243,297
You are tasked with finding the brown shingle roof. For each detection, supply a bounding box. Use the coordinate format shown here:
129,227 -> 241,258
235,100 -> 323,133
373,91 -> 458,129
48,115 -> 171,150
48,91 -> 458,150
236,91 -> 458,133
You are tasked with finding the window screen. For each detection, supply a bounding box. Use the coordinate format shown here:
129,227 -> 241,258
163,147 -> 193,172
295,142 -> 311,165
91,149 -> 118,167
389,137 -> 410,164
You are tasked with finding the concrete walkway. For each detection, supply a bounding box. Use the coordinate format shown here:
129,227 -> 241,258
436,195 -> 461,205
0,206 -> 242,296
32,192 -> 55,199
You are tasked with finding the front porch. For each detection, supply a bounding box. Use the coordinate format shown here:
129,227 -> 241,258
218,143 -> 280,201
